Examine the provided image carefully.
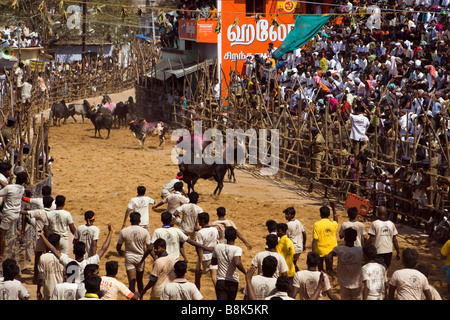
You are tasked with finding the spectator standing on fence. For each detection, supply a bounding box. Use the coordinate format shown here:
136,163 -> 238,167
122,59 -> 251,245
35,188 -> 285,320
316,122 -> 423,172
73,210 -> 100,259
349,104 -> 370,160
0,171 -> 28,263
387,248 -> 432,300
21,78 -> 32,106
211,226 -> 246,300
311,205 -> 338,276
327,228 -> 364,300
117,212 -> 151,294
339,206 -> 368,247
367,206 -> 400,269
122,185 -> 155,233
46,195 -> 76,255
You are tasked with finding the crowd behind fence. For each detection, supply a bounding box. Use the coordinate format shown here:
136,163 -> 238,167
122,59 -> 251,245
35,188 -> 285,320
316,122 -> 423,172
135,63 -> 450,240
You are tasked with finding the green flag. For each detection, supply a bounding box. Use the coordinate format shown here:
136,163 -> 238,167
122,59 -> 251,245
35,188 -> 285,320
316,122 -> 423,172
272,14 -> 333,60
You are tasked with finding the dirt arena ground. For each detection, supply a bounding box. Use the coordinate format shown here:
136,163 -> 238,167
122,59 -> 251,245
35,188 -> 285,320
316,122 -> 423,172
19,89 -> 448,300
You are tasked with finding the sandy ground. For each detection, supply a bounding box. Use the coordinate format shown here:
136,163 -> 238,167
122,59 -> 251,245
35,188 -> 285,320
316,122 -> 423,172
18,88 -> 449,300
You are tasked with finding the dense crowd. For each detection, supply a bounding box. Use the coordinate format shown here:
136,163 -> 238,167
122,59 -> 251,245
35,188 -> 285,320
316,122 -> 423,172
1,23 -> 42,49
0,166 -> 448,301
223,0 -> 450,236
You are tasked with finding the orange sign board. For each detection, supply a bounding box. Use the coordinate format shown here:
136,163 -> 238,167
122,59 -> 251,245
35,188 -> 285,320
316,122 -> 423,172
197,19 -> 217,43
219,0 -> 296,81
179,19 -> 217,43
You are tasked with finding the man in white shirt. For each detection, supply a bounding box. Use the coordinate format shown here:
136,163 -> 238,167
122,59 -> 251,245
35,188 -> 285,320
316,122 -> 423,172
122,185 -> 155,233
117,212 -> 151,293
283,206 -> 306,269
338,207 -> 368,247
361,244 -> 388,300
291,251 -> 338,300
101,261 -> 138,300
160,172 -> 184,198
387,248 -> 432,300
0,171 -> 27,262
367,206 -> 401,269
173,191 -> 202,238
0,258 -> 30,300
211,226 -> 246,300
244,255 -> 278,300
153,181 -> 189,225
349,104 -> 370,159
195,212 -> 219,290
247,234 -> 288,278
161,260 -> 203,300
327,228 -> 364,300
40,223 -> 113,284
46,195 -> 76,255
50,260 -> 79,300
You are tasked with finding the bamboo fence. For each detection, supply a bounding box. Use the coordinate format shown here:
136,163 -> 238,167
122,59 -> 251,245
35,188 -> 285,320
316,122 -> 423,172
135,59 -> 449,226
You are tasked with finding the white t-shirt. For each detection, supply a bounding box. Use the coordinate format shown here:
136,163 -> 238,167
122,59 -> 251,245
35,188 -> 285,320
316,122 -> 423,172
161,278 -> 203,300
368,219 -> 398,254
152,226 -> 189,261
50,282 -> 78,300
361,262 -> 387,300
250,251 -> 289,278
74,224 -> 100,259
212,243 -> 243,283
286,219 -> 305,254
349,113 -> 370,141
38,252 -> 65,299
292,270 -> 332,300
247,275 -> 277,300
100,276 -> 134,300
127,196 -> 155,227
0,279 -> 29,300
195,226 -> 219,261
59,254 -> 100,283
163,191 -> 189,213
117,225 -> 151,257
331,245 -> 364,289
339,221 -> 367,247
0,184 -> 24,215
389,268 -> 431,300
47,209 -> 74,239
176,203 -> 203,235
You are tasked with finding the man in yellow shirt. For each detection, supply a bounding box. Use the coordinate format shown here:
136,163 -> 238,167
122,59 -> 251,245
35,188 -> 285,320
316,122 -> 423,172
276,223 -> 296,278
312,205 -> 338,276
